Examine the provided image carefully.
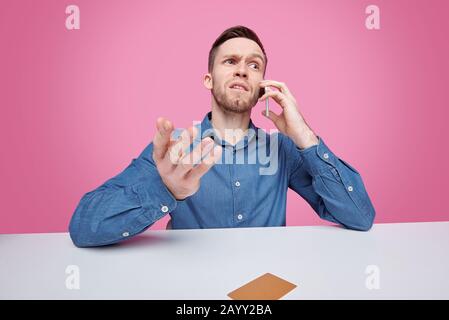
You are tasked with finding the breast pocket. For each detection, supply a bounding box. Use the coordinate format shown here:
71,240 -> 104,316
338,158 -> 360,175
330,167 -> 342,182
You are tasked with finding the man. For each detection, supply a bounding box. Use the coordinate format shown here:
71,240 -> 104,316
69,26 -> 375,248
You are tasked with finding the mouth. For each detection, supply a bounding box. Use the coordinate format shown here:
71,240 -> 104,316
229,82 -> 249,92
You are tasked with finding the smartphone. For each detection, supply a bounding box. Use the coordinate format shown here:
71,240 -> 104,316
258,86 -> 265,99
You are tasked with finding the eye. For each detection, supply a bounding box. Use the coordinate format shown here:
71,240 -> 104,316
224,59 -> 235,64
249,62 -> 260,70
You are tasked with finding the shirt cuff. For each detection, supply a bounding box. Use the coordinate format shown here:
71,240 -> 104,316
134,175 -> 179,222
296,136 -> 337,176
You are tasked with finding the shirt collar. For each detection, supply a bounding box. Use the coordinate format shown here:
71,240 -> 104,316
198,111 -> 259,151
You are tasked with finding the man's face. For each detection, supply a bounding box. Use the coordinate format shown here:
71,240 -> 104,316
205,38 -> 266,114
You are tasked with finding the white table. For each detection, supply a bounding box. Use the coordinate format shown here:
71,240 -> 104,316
1,222 -> 448,299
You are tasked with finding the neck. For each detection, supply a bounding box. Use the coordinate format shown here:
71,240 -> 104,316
210,104 -> 251,146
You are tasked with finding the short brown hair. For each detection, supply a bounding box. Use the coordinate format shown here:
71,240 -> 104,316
208,25 -> 267,74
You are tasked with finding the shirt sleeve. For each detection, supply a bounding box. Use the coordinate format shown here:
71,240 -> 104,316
68,142 -> 180,247
282,134 -> 376,231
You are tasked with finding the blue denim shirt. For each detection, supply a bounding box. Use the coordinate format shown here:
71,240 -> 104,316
69,111 -> 375,247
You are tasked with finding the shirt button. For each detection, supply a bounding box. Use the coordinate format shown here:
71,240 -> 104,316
161,205 -> 169,213
237,214 -> 243,220
347,186 -> 353,192
122,232 -> 130,237
235,181 -> 241,187
323,153 -> 329,159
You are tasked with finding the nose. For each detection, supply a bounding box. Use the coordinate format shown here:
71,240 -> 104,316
233,62 -> 248,79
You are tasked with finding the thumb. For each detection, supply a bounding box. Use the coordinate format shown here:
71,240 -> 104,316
261,110 -> 280,124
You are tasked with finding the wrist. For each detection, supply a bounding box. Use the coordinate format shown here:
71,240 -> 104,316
291,128 -> 319,150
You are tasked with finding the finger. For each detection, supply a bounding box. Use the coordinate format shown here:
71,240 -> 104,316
167,126 -> 198,166
261,109 -> 281,124
259,80 -> 293,97
258,90 -> 287,107
187,145 -> 222,181
180,126 -> 198,154
153,117 -> 174,161
174,137 -> 214,176
168,140 -> 184,166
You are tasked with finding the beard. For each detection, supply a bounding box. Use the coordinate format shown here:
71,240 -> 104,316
211,85 -> 259,114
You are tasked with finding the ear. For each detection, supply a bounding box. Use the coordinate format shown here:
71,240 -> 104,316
203,73 -> 213,90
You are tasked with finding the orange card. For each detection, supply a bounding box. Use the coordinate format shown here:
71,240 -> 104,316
227,273 -> 297,300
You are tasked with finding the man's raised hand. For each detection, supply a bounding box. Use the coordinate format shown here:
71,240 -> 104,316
152,117 -> 222,200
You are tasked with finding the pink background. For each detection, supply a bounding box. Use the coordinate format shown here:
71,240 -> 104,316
1,0 -> 448,234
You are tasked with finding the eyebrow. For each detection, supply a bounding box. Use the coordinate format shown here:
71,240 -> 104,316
222,53 -> 265,64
